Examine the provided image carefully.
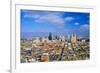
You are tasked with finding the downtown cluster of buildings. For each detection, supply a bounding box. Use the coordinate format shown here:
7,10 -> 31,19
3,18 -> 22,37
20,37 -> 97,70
21,33 -> 89,63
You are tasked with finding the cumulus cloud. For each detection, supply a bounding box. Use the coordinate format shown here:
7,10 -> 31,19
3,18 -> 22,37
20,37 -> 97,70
74,22 -> 80,25
65,17 -> 75,21
35,14 -> 65,26
23,10 -> 65,26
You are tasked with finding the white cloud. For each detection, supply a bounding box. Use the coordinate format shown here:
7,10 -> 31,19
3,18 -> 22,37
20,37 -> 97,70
33,13 -> 66,28
23,11 -> 65,27
24,14 -> 40,19
35,14 -> 65,26
74,22 -> 80,25
65,17 -> 74,21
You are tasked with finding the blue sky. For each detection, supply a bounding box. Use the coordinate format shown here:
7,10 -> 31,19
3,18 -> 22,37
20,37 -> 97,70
21,9 -> 90,38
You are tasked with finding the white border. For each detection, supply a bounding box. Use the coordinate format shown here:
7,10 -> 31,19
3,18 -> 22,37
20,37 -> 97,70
11,4 -> 95,73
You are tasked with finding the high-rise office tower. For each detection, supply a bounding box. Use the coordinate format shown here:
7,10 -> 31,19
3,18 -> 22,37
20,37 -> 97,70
48,32 -> 52,40
71,34 -> 77,44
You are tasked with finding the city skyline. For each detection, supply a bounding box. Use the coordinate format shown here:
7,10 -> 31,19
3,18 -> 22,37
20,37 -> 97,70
20,9 -> 90,62
21,9 -> 90,38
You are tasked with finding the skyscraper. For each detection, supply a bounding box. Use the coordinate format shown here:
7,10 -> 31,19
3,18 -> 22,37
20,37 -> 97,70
48,32 -> 52,40
71,34 -> 77,44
